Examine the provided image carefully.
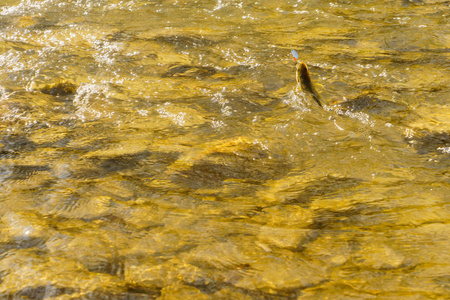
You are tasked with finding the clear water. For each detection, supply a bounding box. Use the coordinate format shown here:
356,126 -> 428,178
0,0 -> 449,299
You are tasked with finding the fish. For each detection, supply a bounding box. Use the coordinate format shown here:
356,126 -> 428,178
291,50 -> 323,108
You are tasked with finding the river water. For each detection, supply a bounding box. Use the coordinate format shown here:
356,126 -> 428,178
0,0 -> 449,299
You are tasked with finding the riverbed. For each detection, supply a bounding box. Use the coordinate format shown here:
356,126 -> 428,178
0,0 -> 449,299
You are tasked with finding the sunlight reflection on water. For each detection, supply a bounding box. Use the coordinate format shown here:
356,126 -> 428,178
0,0 -> 449,299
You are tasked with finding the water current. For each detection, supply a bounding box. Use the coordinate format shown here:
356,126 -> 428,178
0,0 -> 449,299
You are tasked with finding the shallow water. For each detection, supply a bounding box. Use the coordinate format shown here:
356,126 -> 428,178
0,0 -> 449,299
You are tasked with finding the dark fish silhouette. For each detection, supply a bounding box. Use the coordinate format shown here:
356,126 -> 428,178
291,50 -> 323,108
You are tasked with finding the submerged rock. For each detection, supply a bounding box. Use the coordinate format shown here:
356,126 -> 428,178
334,93 -> 410,117
405,130 -> 450,155
0,249 -> 125,297
231,249 -> 328,293
65,233 -> 122,276
257,226 -> 317,250
41,81 -> 77,96
0,134 -> 37,157
260,175 -> 363,209
1,211 -> 54,240
125,257 -> 206,291
162,64 -> 218,79
169,138 -> 290,189
3,164 -> 51,180
152,34 -> 218,49
283,176 -> 362,207
159,284 -> 209,300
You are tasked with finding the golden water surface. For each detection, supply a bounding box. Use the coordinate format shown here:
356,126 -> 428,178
0,0 -> 449,299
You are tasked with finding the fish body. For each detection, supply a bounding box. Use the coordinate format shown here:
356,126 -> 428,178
297,62 -> 323,107
291,50 -> 323,108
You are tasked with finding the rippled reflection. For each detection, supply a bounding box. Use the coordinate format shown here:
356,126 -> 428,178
0,0 -> 449,299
